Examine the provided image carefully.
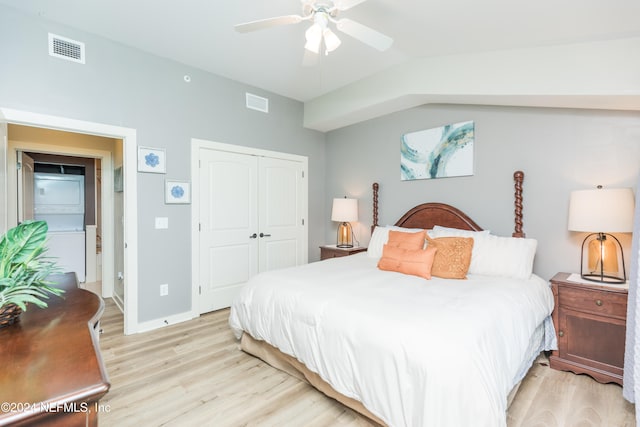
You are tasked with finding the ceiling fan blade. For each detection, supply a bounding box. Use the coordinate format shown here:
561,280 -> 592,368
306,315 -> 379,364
235,15 -> 303,33
335,18 -> 393,51
335,0 -> 369,11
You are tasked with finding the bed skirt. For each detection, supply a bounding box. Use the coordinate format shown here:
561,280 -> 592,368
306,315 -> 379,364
240,333 -> 524,426
241,333 -> 386,425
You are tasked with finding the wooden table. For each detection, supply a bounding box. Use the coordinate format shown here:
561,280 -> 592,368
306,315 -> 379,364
0,273 -> 110,426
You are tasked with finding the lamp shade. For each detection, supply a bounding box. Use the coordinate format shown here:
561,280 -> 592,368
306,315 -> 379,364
331,198 -> 358,222
323,28 -> 341,53
304,23 -> 322,53
568,188 -> 634,233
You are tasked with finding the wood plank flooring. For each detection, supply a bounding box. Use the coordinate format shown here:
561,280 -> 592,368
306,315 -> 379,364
98,299 -> 636,426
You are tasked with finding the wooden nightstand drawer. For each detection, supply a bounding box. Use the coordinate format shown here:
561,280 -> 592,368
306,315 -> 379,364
319,245 -> 367,260
323,249 -> 342,259
559,286 -> 627,319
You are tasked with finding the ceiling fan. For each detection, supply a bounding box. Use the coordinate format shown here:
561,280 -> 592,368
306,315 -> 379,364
234,0 -> 393,56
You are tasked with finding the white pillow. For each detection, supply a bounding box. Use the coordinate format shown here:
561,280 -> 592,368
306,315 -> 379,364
429,226 -> 491,273
471,234 -> 538,279
429,225 -> 490,238
367,225 -> 425,259
429,226 -> 537,279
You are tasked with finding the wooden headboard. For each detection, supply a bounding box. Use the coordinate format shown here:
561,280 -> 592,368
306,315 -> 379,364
372,171 -> 526,237
394,203 -> 482,231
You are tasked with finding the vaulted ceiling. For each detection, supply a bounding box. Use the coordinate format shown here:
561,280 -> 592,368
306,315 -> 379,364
2,0 -> 639,131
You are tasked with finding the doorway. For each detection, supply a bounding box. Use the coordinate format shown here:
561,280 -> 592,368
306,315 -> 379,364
8,125 -> 119,295
19,152 -> 98,286
0,107 -> 140,335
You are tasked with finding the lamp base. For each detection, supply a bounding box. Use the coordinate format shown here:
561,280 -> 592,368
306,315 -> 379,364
580,273 -> 627,285
336,222 -> 354,248
579,232 -> 627,285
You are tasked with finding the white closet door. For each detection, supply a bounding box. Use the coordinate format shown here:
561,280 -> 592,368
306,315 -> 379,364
258,156 -> 305,272
198,148 -> 258,314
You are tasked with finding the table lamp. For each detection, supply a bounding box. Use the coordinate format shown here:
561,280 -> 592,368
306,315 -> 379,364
331,197 -> 358,248
568,186 -> 634,284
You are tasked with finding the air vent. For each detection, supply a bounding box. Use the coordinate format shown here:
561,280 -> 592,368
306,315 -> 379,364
48,33 -> 85,64
246,93 -> 269,113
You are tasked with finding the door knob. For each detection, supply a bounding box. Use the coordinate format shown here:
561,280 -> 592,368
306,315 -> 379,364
249,233 -> 257,239
259,233 -> 271,238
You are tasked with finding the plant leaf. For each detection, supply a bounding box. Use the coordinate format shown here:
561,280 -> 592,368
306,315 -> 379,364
0,220 -> 64,311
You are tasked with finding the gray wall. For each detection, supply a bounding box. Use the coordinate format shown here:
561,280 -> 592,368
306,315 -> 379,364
0,5 -> 326,322
325,104 -> 640,281
2,3 -> 638,322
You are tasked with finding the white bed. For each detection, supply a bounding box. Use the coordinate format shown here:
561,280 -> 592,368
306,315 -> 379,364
228,172 -> 557,426
229,253 -> 554,426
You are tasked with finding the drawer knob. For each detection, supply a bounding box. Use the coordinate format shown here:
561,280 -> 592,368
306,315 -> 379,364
595,299 -> 603,306
558,330 -> 564,337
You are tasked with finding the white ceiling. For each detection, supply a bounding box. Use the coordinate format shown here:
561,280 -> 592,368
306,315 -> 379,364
2,0 -> 640,104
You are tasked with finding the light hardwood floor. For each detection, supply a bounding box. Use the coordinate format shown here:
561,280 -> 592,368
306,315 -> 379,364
99,299 -> 636,426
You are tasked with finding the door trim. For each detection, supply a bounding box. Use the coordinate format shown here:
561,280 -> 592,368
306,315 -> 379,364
0,107 -> 140,335
190,139 -> 308,318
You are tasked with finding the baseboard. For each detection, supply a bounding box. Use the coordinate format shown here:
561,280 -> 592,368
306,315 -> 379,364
134,310 -> 197,334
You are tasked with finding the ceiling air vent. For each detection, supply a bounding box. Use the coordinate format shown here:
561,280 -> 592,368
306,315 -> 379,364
48,33 -> 85,64
246,93 -> 269,113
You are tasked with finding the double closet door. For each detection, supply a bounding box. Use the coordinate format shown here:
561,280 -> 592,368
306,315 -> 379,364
197,144 -> 307,314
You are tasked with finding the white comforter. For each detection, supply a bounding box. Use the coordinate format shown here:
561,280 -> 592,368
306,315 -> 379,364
229,254 -> 554,427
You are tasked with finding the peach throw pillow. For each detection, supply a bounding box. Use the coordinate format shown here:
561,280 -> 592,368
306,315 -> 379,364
425,236 -> 474,279
377,244 -> 437,280
387,230 -> 427,250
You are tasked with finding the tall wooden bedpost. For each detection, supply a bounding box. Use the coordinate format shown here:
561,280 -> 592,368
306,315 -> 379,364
372,182 -> 379,233
513,171 -> 525,238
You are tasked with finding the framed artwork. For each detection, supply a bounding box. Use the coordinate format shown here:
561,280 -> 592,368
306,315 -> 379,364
138,146 -> 166,173
165,180 -> 191,204
400,120 -> 474,181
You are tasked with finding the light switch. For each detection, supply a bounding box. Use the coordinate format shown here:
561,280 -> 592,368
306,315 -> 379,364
155,217 -> 169,229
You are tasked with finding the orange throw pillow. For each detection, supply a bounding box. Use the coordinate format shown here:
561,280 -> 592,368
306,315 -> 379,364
425,236 -> 474,279
387,230 -> 426,250
377,244 -> 437,280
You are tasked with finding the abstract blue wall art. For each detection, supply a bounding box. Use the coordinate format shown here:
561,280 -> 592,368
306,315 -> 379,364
401,120 -> 474,181
165,180 -> 191,204
138,146 -> 166,173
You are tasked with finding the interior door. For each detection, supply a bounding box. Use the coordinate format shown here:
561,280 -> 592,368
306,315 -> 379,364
198,148 -> 258,314
17,151 -> 35,223
258,156 -> 305,271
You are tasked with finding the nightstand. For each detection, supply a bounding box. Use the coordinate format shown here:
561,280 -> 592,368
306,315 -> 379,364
319,245 -> 367,260
549,272 -> 628,385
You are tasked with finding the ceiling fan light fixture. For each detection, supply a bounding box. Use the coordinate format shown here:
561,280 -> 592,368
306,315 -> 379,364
314,11 -> 330,29
304,23 -> 322,53
235,0 -> 394,58
323,28 -> 341,54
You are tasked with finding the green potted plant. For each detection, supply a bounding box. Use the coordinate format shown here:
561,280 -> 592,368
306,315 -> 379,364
0,220 -> 64,328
